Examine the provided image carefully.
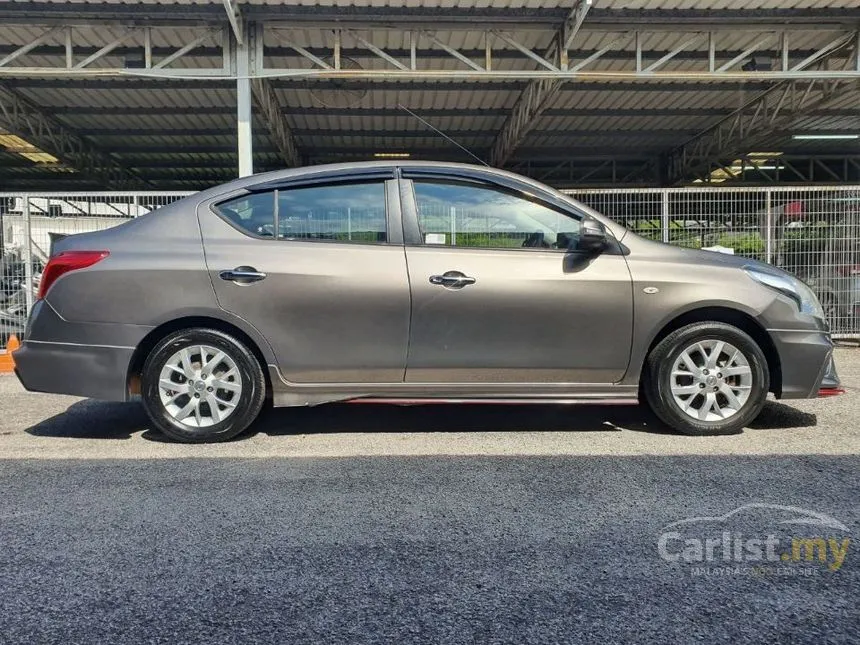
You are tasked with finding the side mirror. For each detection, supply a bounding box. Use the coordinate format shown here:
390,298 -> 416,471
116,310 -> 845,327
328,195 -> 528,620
577,218 -> 608,253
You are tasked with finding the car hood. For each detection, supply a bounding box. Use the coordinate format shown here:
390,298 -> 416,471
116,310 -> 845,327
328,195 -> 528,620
625,232 -> 792,278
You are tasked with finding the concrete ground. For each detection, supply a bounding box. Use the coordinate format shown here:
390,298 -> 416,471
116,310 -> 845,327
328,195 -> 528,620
0,348 -> 858,643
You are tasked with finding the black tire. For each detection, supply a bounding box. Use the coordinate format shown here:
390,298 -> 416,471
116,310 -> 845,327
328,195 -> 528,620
642,322 -> 769,436
141,327 -> 266,443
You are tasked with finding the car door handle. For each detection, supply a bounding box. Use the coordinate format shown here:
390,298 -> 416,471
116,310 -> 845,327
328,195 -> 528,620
429,271 -> 476,289
219,266 -> 267,284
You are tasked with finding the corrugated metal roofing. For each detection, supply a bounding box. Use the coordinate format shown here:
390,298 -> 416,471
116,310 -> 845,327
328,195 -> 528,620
0,0 -> 858,189
6,0 -> 859,7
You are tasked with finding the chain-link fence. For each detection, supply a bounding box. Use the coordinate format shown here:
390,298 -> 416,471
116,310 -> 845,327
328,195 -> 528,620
568,185 -> 860,338
0,192 -> 191,348
1,186 -> 858,350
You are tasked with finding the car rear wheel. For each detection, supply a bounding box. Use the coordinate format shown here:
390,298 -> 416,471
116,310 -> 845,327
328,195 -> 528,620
642,322 -> 769,436
141,327 -> 266,443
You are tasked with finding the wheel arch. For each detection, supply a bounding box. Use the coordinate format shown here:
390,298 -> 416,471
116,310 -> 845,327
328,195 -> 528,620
641,306 -> 782,397
126,315 -> 273,399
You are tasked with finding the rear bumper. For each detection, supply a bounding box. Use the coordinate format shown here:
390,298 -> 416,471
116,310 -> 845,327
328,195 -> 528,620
768,328 -> 839,399
13,299 -> 148,401
14,340 -> 134,401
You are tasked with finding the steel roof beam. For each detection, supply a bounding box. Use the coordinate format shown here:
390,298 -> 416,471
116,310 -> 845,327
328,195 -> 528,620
3,3 -> 858,28
76,127 -> 713,139
104,144 -> 666,156
2,21 -> 858,81
53,106 -> 728,118
0,82 -> 145,188
222,0 -> 243,45
49,105 -> 860,120
0,44 -> 851,65
247,22 -> 300,168
250,78 -> 299,167
653,33 -> 860,184
488,0 -> 593,166
2,79 -> 780,92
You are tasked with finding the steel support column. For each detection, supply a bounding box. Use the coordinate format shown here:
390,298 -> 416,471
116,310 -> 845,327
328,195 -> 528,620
235,30 -> 253,177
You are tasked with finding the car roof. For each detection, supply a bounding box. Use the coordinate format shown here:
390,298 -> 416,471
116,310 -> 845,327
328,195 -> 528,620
188,160 -> 627,239
198,160 -> 531,196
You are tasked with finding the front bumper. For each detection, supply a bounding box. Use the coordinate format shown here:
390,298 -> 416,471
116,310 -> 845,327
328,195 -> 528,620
14,340 -> 135,401
768,328 -> 839,399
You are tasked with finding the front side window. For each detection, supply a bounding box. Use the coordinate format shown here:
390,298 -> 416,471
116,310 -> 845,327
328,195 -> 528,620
213,181 -> 387,243
412,180 -> 581,250
278,182 -> 387,243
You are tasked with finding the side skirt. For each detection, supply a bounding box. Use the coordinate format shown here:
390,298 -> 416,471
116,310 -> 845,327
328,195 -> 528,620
267,365 -> 639,408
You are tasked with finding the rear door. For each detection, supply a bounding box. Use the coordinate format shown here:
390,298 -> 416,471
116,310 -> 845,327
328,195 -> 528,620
400,173 -> 634,384
198,173 -> 410,383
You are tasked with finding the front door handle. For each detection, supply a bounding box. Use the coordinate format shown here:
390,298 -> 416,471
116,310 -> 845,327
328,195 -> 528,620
219,266 -> 267,284
429,270 -> 476,289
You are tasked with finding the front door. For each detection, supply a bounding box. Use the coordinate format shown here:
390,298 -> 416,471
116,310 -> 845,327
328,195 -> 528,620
402,177 -> 633,384
198,178 -> 410,383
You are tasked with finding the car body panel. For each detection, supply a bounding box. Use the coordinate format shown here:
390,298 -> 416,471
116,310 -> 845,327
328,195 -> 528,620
11,161 -> 839,407
402,245 -> 634,383
197,182 -> 412,383
46,200 -> 217,326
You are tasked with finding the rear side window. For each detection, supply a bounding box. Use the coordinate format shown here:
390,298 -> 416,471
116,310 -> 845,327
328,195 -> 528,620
277,182 -> 387,243
214,182 -> 388,243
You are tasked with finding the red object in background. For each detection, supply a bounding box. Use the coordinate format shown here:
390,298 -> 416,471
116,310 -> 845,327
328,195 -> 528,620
818,387 -> 846,397
783,200 -> 805,220
835,264 -> 860,276
38,250 -> 110,300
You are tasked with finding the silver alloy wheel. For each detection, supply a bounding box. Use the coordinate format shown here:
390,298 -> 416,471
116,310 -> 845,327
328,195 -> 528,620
158,345 -> 242,428
670,339 -> 753,422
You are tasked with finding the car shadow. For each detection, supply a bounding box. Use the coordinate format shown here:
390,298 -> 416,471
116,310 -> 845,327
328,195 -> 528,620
748,401 -> 818,430
25,399 -> 151,440
253,403 -> 669,437
24,398 -> 816,442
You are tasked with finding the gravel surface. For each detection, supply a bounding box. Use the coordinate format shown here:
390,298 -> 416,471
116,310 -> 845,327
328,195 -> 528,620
0,347 -> 858,643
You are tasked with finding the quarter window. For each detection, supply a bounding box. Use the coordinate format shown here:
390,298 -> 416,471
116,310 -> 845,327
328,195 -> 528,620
214,182 -> 388,243
214,192 -> 276,238
412,180 -> 581,250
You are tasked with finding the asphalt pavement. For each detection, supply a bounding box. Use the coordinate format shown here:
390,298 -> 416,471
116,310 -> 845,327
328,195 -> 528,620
0,347 -> 858,644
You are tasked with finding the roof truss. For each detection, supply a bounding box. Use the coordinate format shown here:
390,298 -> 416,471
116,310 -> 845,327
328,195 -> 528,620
0,82 -> 145,187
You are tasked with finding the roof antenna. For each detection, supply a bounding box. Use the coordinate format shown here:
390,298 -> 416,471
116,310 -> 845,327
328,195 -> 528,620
397,104 -> 489,166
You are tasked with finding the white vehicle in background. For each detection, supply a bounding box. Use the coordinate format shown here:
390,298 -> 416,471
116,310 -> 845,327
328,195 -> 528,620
2,196 -> 153,261
0,196 -> 156,345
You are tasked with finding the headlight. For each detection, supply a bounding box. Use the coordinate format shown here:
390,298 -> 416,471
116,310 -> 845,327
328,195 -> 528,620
744,266 -> 825,319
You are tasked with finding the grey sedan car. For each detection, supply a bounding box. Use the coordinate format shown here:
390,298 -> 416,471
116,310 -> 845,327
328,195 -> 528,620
14,162 -> 841,442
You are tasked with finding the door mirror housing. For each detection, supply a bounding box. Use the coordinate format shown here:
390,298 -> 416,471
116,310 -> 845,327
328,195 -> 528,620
576,218 -> 608,253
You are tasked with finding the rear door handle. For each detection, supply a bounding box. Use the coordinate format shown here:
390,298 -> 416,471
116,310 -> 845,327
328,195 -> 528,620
219,266 -> 267,284
429,270 -> 476,289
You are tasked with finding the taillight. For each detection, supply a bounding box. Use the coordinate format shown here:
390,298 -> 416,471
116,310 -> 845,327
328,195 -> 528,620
38,250 -> 109,300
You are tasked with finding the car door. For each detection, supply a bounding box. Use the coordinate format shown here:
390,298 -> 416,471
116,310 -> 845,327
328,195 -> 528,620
197,174 -> 411,383
400,173 -> 633,384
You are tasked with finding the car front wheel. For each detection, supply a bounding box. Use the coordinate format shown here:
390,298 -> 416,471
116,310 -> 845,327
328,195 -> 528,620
642,322 -> 769,436
141,327 -> 266,443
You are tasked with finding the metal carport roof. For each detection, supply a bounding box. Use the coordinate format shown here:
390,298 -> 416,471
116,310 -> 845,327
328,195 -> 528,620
0,0 -> 858,189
